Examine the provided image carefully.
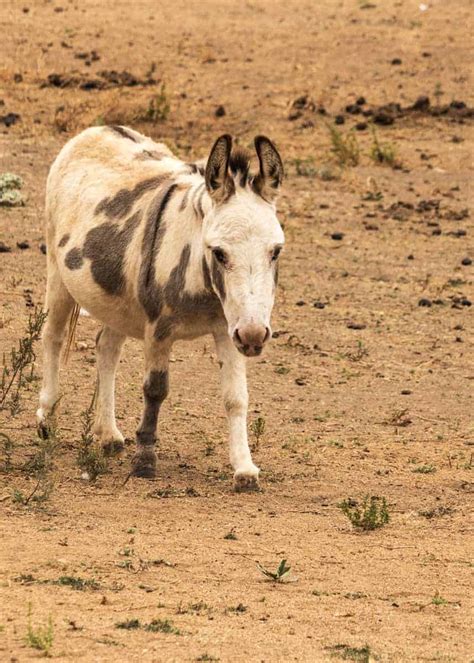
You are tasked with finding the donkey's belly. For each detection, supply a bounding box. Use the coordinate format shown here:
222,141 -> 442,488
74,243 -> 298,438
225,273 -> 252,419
61,269 -> 147,339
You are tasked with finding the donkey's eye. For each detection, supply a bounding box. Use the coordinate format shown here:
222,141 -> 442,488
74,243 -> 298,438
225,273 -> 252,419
212,248 -> 227,265
271,247 -> 282,262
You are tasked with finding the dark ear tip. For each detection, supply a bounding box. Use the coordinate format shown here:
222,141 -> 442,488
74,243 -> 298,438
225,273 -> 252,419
254,135 -> 271,149
216,134 -> 233,148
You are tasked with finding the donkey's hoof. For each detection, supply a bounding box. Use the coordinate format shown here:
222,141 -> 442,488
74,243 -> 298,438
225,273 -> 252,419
101,439 -> 125,456
131,451 -> 156,479
234,470 -> 260,493
37,421 -> 50,440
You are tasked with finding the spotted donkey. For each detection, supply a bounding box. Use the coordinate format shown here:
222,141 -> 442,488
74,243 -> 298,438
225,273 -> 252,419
37,127 -> 284,491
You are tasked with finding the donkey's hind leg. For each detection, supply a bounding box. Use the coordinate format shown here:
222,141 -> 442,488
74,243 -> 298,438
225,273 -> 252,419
37,259 -> 75,429
94,326 -> 126,455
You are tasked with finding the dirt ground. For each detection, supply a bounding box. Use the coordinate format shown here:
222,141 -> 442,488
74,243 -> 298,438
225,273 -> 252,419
0,1 -> 473,661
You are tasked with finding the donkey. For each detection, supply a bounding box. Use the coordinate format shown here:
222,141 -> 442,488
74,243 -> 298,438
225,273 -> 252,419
37,126 -> 284,491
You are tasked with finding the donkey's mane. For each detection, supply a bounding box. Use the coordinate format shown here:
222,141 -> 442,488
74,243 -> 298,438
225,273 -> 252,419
228,146 -> 252,187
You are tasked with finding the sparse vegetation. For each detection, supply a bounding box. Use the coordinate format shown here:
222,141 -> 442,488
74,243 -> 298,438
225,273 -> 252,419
116,617 -> 180,634
369,125 -> 398,167
224,528 -> 237,540
77,389 -> 108,481
53,575 -> 101,591
0,307 -> 47,415
339,496 -> 389,531
412,464 -> 436,474
327,124 -> 360,166
146,618 -> 181,635
431,592 -> 448,606
25,605 -> 54,657
327,644 -> 372,662
256,559 -> 293,582
139,84 -> 170,123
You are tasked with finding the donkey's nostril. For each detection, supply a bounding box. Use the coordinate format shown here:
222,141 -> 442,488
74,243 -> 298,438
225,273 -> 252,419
234,324 -> 269,349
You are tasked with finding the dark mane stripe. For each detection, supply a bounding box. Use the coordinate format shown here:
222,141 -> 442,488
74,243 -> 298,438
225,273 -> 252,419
109,125 -> 140,142
229,147 -> 251,187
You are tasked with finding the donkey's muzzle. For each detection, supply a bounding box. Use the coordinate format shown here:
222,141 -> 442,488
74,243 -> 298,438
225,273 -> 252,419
233,324 -> 270,357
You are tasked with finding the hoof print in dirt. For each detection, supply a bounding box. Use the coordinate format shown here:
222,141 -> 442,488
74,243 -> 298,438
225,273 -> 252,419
234,473 -> 260,493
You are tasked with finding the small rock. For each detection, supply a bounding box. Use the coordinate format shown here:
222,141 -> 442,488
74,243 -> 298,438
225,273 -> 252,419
401,389 -> 412,395
356,96 -> 366,106
1,112 -> 21,127
373,112 -> 394,126
14,73 -> 23,83
461,298 -> 472,307
461,257 -> 472,266
214,105 -> 226,117
345,104 -> 361,115
0,241 -> 12,253
407,254 -> 414,260
391,58 -> 402,65
295,300 -> 306,307
331,232 -> 344,240
334,115 -> 345,125
16,240 -> 30,250
412,96 -> 430,111
418,298 -> 432,307
295,378 -> 306,386
313,302 -> 325,309
347,322 -> 366,330
355,122 -> 368,131
40,243 -> 47,255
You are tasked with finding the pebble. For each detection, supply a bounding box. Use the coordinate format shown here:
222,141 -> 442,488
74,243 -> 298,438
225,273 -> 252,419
0,241 -> 12,253
331,232 -> 344,240
418,298 -> 432,307
461,257 -> 472,266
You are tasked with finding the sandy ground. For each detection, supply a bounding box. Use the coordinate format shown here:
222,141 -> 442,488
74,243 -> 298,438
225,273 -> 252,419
0,1 -> 473,661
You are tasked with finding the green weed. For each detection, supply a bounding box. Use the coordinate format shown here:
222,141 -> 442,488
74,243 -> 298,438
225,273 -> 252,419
256,559 -> 293,582
369,125 -> 398,167
25,605 -> 54,657
327,124 -> 359,166
339,496 -> 389,531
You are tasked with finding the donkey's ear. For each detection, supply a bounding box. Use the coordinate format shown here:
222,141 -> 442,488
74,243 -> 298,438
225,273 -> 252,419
253,135 -> 284,203
205,134 -> 234,202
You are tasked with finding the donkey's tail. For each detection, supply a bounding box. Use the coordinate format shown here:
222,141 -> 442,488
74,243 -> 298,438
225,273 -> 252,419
63,303 -> 80,363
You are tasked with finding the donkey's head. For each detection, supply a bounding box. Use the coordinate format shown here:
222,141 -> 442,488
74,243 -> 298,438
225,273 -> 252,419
203,134 -> 284,357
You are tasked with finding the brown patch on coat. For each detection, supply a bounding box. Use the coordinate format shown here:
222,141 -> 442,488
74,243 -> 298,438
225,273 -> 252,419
152,245 -> 223,341
64,247 -> 84,270
138,181 -> 178,321
95,176 -> 164,220
136,369 -> 169,445
83,211 -> 141,295
58,233 -> 70,248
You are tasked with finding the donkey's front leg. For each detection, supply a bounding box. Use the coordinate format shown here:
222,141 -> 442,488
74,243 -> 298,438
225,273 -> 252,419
214,331 -> 259,492
132,336 -> 171,478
